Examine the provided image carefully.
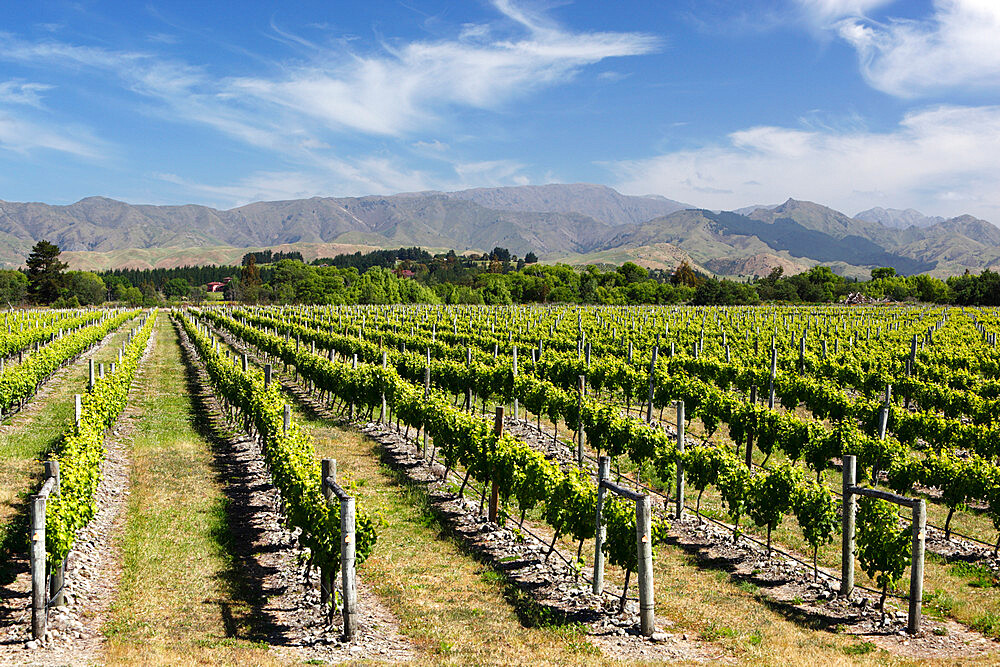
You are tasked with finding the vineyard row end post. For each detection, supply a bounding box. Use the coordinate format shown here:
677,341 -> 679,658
675,400 -> 685,520
321,458 -> 358,641
841,454 -> 926,635
489,407 -> 502,523
30,462 -> 61,641
593,456 -> 609,595
594,474 -> 655,637
577,375 -> 585,466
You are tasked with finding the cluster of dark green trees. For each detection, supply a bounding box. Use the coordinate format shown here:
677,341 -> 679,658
7,240 -> 1000,307
0,240 -> 168,307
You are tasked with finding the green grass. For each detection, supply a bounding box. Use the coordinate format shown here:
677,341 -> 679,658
103,318 -> 280,666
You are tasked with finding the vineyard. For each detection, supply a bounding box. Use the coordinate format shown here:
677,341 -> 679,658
0,304 -> 999,665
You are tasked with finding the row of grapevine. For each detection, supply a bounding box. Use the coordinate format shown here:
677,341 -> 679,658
0,309 -> 104,360
46,310 -> 157,566
239,304 -> 1000,547
176,312 -> 378,580
0,309 -> 141,417
192,308 -> 665,578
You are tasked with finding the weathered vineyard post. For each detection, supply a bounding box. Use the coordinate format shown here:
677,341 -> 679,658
767,347 -> 777,409
675,400 -> 685,520
594,471 -> 655,637
30,467 -> 60,640
841,454 -> 926,634
341,494 -> 357,639
577,375 -> 586,465
909,498 -> 926,634
380,350 -> 388,424
45,460 -> 65,608
512,345 -> 519,422
878,384 -> 892,440
489,407 -> 503,523
841,455 -> 856,597
421,366 -> 431,459
645,346 -> 658,423
30,492 -> 47,640
322,458 -> 357,640
593,456 -> 609,595
636,493 -> 654,636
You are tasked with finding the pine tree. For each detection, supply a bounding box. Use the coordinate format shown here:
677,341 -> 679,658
25,240 -> 67,304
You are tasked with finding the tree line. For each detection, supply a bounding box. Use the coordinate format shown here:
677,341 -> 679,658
3,240 -> 999,307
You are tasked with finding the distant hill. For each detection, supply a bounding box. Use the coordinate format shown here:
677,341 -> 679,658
1,184 -> 998,278
440,183 -> 689,226
855,207 -> 945,229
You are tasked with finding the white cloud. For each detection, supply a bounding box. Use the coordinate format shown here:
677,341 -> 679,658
0,80 -> 53,107
156,153 -> 439,207
0,111 -> 106,159
0,2 -> 657,141
0,2 -> 658,198
793,0 -> 895,23
835,0 -> 1000,97
610,105 -> 1000,221
451,159 -> 528,186
227,1 -> 659,137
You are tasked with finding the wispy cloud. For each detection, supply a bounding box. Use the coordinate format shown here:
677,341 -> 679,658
610,105 -> 1000,220
0,1 -> 658,142
0,2 -> 658,202
792,0 -> 895,24
0,110 -> 107,159
227,0 -> 660,137
794,0 -> 1000,97
0,80 -> 53,107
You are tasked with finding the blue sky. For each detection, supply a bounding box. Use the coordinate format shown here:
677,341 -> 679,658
1,0 -> 999,221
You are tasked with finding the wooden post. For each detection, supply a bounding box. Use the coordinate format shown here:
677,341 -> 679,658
645,347 -> 658,422
768,347 -> 777,409
841,455 -> 856,597
241,353 -> 248,373
45,461 -> 65,608
379,350 -> 387,424
264,364 -> 272,387
341,495 -> 357,640
74,394 -> 82,426
593,456 -> 609,594
350,354 -> 357,420
512,346 -> 519,422
878,384 -> 892,440
464,347 -> 472,413
745,386 -> 756,469
909,499 -> 926,634
88,359 -> 95,391
422,366 -> 430,458
321,459 -> 335,606
636,494 -> 654,637
675,401 -> 685,520
30,493 -> 47,640
576,375 -> 586,464
283,404 -> 290,434
489,407 -> 503,523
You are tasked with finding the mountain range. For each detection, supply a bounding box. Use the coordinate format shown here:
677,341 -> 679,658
0,183 -> 996,279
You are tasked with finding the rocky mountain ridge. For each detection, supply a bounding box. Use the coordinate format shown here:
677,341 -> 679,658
0,185 -> 996,278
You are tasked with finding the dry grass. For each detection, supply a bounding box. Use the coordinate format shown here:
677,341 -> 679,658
297,412 -> 613,666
